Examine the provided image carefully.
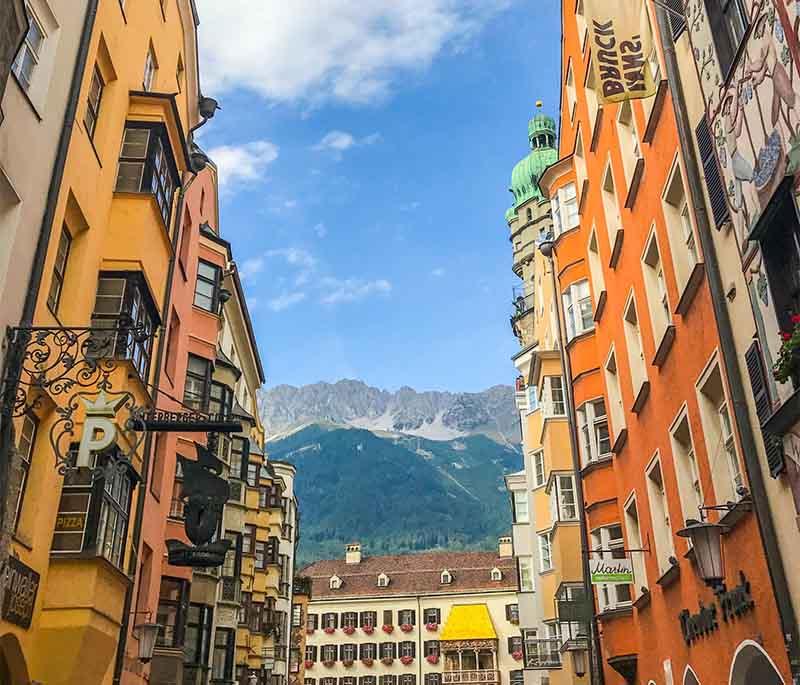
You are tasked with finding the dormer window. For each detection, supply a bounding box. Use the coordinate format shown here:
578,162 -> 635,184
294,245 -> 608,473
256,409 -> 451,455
377,573 -> 390,587
491,568 -> 503,581
440,570 -> 452,585
329,575 -> 342,590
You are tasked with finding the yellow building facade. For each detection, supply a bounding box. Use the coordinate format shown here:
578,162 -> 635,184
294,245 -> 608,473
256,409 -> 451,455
0,0 -> 201,682
503,113 -> 589,685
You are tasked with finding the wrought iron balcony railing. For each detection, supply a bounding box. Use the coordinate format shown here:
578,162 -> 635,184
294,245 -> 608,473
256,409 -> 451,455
221,576 -> 241,603
524,639 -> 562,669
442,671 -> 500,684
511,290 -> 535,320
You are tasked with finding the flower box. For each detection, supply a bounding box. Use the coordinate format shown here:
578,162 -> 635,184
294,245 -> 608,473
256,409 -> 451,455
774,316 -> 800,383
400,623 -> 414,633
305,661 -> 315,669
306,628 -> 316,635
343,660 -> 354,668
381,657 -> 394,666
511,651 -> 523,662
324,627 -> 336,635
343,626 -> 356,635
426,655 -> 439,665
381,625 -> 394,634
362,659 -> 374,667
425,623 -> 438,632
400,656 -> 414,666
363,625 -> 375,635
323,661 -> 335,668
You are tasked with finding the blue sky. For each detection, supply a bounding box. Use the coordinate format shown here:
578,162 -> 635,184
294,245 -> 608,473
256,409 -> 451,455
194,1 -> 561,392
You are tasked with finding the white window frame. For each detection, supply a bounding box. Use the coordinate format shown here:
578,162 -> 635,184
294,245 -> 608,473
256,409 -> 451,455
718,401 -> 743,493
623,494 -> 648,597
601,162 -> 621,245
577,398 -> 611,466
533,450 -> 546,488
622,292 -> 648,397
662,157 -> 699,293
542,376 -> 566,417
549,473 -> 578,522
616,100 -> 642,186
12,5 -> 46,92
538,532 -> 553,573
645,455 -> 675,575
562,279 -> 593,340
603,347 -> 626,444
566,60 -> 576,120
513,489 -> 530,524
641,227 -> 672,343
518,557 -> 535,592
143,44 -> 157,91
553,183 -> 579,237
591,525 -> 633,611
669,406 -> 704,530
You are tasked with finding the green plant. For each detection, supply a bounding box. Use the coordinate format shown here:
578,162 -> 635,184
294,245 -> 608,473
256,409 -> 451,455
773,315 -> 800,383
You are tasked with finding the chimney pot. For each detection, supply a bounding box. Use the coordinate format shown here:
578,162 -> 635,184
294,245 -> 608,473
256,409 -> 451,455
345,543 -> 362,564
498,536 -> 513,558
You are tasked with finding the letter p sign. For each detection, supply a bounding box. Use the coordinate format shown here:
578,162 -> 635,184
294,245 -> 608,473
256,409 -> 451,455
76,392 -> 122,468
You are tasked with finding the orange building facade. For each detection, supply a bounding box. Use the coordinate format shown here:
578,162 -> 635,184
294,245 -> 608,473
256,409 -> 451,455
536,1 -> 796,683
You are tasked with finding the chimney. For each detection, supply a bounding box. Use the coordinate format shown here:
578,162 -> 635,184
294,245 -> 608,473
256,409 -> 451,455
498,536 -> 513,559
345,543 -> 362,565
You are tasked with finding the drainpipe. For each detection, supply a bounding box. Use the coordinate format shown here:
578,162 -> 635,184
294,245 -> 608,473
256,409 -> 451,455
538,241 -> 604,685
112,169 -> 197,684
654,3 -> 800,678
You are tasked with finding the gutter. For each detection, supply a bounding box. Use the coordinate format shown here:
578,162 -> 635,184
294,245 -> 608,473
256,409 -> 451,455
654,4 -> 800,676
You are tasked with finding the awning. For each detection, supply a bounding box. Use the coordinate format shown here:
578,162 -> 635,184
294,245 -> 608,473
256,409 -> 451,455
440,604 -> 497,641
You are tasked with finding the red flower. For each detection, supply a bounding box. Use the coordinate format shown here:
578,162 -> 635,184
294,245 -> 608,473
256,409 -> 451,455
400,623 -> 414,633
401,656 -> 414,666
343,660 -> 354,668
382,625 -> 394,634
363,625 -> 375,634
323,661 -> 335,668
426,655 -> 439,665
782,331 -> 793,341
512,651 -> 523,662
381,657 -> 394,666
362,659 -> 374,667
425,623 -> 438,632
305,661 -> 315,669
792,314 -> 800,324
324,627 -> 336,635
343,626 -> 356,635
306,628 -> 316,635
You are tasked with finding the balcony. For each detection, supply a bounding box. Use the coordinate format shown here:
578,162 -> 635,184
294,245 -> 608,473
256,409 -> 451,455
524,639 -> 562,670
442,671 -> 499,685
220,577 -> 241,603
293,576 -> 312,597
511,288 -> 535,321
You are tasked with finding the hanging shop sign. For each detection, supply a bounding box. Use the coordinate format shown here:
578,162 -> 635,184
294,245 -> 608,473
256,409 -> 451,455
1,556 -> 40,630
679,571 -> 756,645
590,558 -> 634,584
166,440 -> 232,567
140,408 -> 242,433
584,0 -> 657,104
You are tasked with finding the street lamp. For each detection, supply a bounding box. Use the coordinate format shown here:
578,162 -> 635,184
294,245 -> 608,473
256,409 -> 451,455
570,648 -> 587,678
135,623 -> 162,663
677,518 -> 726,587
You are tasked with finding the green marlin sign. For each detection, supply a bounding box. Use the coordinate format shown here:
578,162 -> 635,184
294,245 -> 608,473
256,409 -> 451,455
590,559 -> 634,584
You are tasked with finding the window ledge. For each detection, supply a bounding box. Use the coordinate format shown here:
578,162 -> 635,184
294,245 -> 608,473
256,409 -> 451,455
675,262 -> 705,317
624,158 -> 645,209
763,388 -> 800,437
642,80 -> 668,144
581,456 -> 613,477
597,606 -> 633,622
192,304 -> 222,320
631,381 -> 651,415
590,108 -> 604,153
632,589 -> 651,611
718,494 -> 753,531
11,75 -> 43,122
611,428 -> 628,454
608,229 -> 624,269
655,558 -> 680,588
651,325 -> 677,368
593,291 -> 607,323
565,327 -> 596,351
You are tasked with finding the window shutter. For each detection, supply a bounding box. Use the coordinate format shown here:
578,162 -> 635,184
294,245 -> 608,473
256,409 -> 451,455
411,642 -> 416,658
663,0 -> 687,39
507,637 -> 514,653
696,116 -> 730,229
334,613 -> 339,629
505,604 -> 511,620
240,439 -> 250,481
410,610 -> 416,625
745,342 -> 785,476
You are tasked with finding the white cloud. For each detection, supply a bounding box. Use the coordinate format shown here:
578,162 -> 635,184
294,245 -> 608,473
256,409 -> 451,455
320,278 -> 392,304
431,267 -> 446,277
313,130 -> 382,156
265,247 -> 317,270
239,256 -> 266,281
268,292 -> 307,312
207,140 -> 279,191
196,0 -> 512,105
314,223 -> 328,238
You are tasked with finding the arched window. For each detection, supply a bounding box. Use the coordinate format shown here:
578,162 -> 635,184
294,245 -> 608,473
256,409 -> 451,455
440,570 -> 452,584
526,207 -> 533,222
329,575 -> 342,590
490,567 -> 503,581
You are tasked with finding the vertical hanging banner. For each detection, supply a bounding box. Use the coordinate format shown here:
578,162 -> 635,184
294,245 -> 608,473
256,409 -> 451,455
584,0 -> 657,103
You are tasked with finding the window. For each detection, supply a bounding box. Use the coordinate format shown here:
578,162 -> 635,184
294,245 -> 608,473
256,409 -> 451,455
577,399 -> 611,466
90,273 -> 158,381
440,570 -> 452,584
670,411 -> 703,527
719,402 -> 743,492
156,577 -> 187,647
552,183 -> 579,237
563,280 -> 593,339
255,540 -> 266,569
361,611 -> 377,628
491,567 -> 502,581
423,608 -> 440,625
542,376 -> 566,417
425,676 -> 441,685
549,474 -> 577,521
512,490 -> 530,524
533,451 -> 545,487
539,532 -> 552,572
424,641 -> 440,657
341,678 -> 357,685
184,603 -> 213,667
624,497 -> 648,597
360,643 -> 377,660
398,609 -> 415,626
587,228 -> 606,312
616,100 -> 642,186
242,524 -> 255,555
194,260 -> 222,312
705,0 -> 748,76
642,230 -> 672,343
322,613 -> 337,630
518,557 -> 534,592
322,645 -> 337,662
380,643 -> 395,659
377,573 -> 390,587
362,678 -> 377,685
508,636 -> 523,655
209,381 -> 233,419
604,349 -> 626,446
183,354 -> 212,411
83,66 -> 104,139
212,628 -> 235,681
230,436 -> 248,480
383,610 -> 393,626
506,604 -> 519,623
307,680 -> 317,685
307,613 -> 319,632
247,463 -> 259,488
341,644 -> 357,661
591,525 -> 632,611
646,458 -> 675,575
566,61 -> 576,119
323,679 -> 337,685
510,672 -> 523,685
115,124 -> 179,227
343,612 -> 358,628
623,295 -> 648,398
400,676 -> 415,685
12,7 -> 45,91
306,645 -> 318,662
291,648 -> 302,673
663,162 -> 699,291
221,532 -> 241,579
399,641 -> 415,658
143,44 -> 157,91
12,413 -> 37,530
380,677 -> 396,685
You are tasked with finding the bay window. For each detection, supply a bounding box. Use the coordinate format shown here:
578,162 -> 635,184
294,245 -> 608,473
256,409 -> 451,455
577,399 -> 611,466
194,260 -> 222,312
591,525 -> 632,611
533,450 -> 545,487
549,474 -> 577,521
156,577 -> 188,647
183,354 -> 212,411
212,628 -> 235,681
562,280 -> 593,339
542,376 -> 566,417
12,413 -> 37,530
552,182 -> 579,237
185,603 -> 213,668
